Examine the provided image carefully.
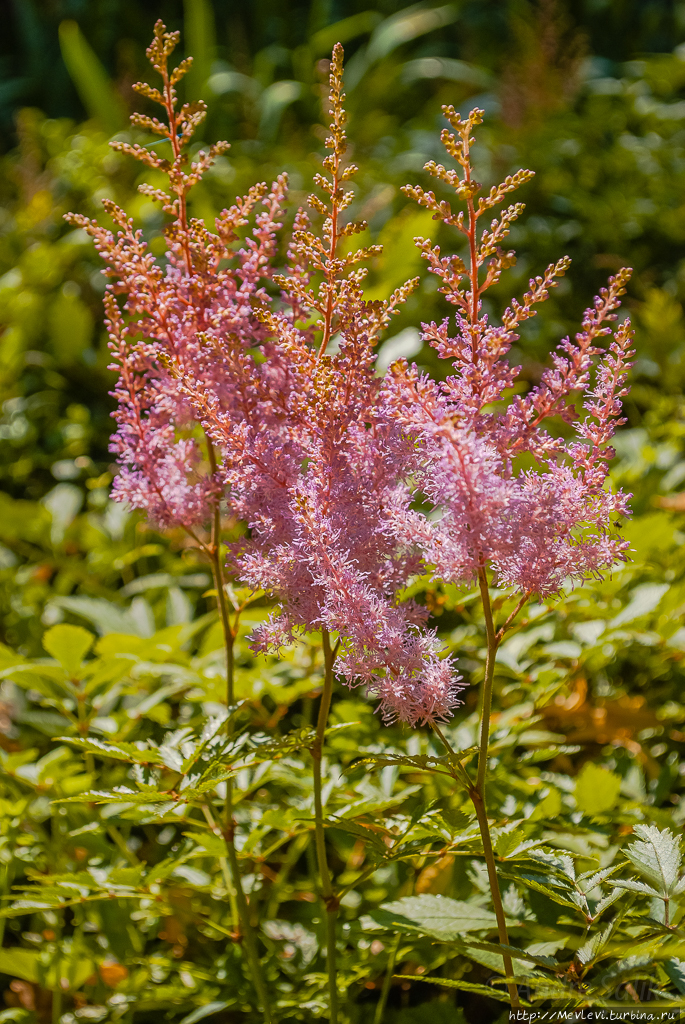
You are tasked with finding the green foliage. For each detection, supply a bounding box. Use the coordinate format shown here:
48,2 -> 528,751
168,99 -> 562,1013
574,764 -> 622,817
0,561 -> 684,1019
374,896 -> 499,939
4,2 -> 685,1021
57,22 -> 128,135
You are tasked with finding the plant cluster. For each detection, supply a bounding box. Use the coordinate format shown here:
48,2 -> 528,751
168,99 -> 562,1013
1,17 -> 685,1024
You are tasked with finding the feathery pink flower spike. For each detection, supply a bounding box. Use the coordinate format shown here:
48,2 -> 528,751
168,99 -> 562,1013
67,22 -> 289,537
174,45 -> 463,728
71,27 -> 462,728
384,105 -> 633,626
381,108 -> 633,1004
71,33 -> 633,733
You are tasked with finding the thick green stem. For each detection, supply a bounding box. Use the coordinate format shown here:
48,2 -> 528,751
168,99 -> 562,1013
52,982 -> 62,1024
312,629 -> 339,1023
374,933 -> 401,1024
51,909 -> 64,1024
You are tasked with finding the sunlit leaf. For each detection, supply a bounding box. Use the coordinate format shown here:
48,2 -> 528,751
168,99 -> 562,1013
623,824 -> 683,896
0,948 -> 40,983
574,763 -> 622,816
42,623 -> 94,675
376,895 -> 499,940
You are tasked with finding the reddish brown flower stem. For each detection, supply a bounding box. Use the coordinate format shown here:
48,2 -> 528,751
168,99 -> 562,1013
312,628 -> 341,1022
204,437 -> 271,1023
433,575 -> 529,1008
475,570 -> 520,1007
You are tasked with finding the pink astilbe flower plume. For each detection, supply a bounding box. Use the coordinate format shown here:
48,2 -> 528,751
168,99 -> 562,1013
174,45 -> 463,726
103,292 -> 218,530
71,27 -> 633,734
65,21 -> 288,534
386,106 -> 634,601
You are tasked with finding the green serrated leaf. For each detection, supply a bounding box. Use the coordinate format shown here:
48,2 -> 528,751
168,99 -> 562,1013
495,828 -> 524,859
346,752 -> 456,777
664,959 -> 685,995
494,827 -> 543,860
393,975 -> 513,1003
259,807 -> 307,833
438,806 -> 473,832
58,736 -> 166,766
242,727 -> 316,766
528,848 -> 577,881
178,706 -> 246,775
513,876 -> 582,914
624,824 -> 683,896
613,878 -> 662,898
591,887 -> 624,922
325,816 -> 387,854
57,787 -> 179,805
596,955 -> 655,991
576,921 -> 614,965
336,787 -> 420,820
378,895 -> 498,940
466,939 -> 559,970
578,863 -> 622,891
185,831 -> 227,858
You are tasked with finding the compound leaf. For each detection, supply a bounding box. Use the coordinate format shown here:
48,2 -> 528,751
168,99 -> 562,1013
378,895 -> 498,940
624,824 -> 683,896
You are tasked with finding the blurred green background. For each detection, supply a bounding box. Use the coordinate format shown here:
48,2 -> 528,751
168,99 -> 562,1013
4,5 -> 685,1017
3,0 -> 685,654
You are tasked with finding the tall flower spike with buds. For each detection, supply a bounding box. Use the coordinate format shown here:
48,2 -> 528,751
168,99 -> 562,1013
66,21 -> 288,535
389,106 -> 634,600
66,23 -> 289,1022
385,107 -> 634,1009
178,45 -> 463,728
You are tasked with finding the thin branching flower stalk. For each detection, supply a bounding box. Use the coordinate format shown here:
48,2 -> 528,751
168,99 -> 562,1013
177,45 -> 442,1019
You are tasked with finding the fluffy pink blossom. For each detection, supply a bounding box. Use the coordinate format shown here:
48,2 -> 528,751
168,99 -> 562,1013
73,29 -> 461,726
76,36 -> 633,731
184,46 -> 461,725
385,106 -> 633,604
67,23 -> 288,532
104,294 -> 218,530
